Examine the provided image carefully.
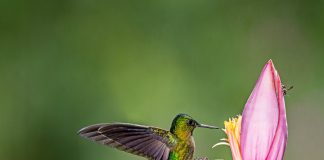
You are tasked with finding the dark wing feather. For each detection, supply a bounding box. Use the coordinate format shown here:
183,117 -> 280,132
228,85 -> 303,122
78,123 -> 177,160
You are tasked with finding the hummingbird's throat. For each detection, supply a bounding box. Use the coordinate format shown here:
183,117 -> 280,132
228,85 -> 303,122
174,129 -> 192,140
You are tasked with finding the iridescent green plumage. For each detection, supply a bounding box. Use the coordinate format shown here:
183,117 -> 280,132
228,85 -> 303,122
78,113 -> 218,160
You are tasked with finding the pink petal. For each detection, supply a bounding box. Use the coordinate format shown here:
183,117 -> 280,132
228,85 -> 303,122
240,60 -> 287,160
266,68 -> 288,160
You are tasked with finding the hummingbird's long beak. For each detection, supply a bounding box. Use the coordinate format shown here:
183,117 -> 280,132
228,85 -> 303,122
197,123 -> 219,129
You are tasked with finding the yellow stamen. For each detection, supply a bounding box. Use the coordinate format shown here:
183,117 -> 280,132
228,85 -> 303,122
224,115 -> 242,160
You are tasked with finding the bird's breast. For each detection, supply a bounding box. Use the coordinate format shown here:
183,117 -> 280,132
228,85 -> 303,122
168,137 -> 195,160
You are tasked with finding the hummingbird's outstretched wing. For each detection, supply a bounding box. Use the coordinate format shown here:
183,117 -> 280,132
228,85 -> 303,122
78,123 -> 177,160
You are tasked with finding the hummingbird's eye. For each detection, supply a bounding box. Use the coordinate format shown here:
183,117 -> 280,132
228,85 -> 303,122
187,120 -> 195,126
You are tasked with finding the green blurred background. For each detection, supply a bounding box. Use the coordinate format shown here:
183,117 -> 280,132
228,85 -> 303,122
1,0 -> 323,159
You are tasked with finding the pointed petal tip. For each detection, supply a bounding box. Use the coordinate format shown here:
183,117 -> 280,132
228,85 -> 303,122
265,59 -> 275,71
262,59 -> 280,83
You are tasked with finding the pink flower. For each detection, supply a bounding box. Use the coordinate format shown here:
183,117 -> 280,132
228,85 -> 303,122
214,60 -> 288,160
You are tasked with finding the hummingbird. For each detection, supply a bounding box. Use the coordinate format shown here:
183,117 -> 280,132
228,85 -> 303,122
78,113 -> 218,160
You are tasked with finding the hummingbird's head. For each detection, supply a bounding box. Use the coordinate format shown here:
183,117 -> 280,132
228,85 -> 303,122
170,113 -> 218,140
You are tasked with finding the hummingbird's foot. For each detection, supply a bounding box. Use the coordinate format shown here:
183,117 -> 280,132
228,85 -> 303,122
194,157 -> 208,160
